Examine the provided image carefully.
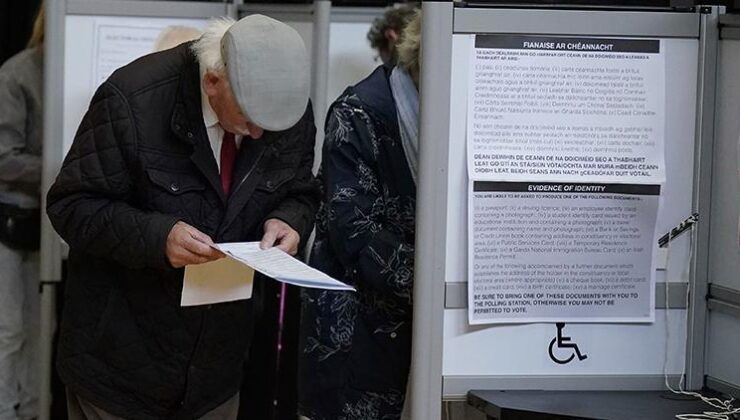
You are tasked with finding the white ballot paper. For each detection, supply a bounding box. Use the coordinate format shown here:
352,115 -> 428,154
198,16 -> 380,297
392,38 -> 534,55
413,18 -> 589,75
182,257 -> 255,307
182,242 -> 354,307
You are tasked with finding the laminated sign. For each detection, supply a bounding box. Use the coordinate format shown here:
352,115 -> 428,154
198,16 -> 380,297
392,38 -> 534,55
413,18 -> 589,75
466,34 -> 665,324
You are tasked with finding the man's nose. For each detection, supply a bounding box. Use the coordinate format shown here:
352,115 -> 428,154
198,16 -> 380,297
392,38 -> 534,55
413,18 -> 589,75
247,122 -> 264,139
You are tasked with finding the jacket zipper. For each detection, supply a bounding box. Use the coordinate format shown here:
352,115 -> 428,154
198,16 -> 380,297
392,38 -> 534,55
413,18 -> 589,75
216,147 -> 268,238
230,148 -> 267,197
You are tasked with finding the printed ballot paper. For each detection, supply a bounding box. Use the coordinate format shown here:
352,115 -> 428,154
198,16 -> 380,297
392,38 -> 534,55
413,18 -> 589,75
182,242 -> 354,306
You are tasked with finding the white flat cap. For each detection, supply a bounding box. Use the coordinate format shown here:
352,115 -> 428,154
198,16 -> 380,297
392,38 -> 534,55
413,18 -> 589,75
221,15 -> 310,131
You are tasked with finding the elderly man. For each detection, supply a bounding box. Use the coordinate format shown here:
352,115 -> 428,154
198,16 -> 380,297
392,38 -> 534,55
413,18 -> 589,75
47,15 -> 318,419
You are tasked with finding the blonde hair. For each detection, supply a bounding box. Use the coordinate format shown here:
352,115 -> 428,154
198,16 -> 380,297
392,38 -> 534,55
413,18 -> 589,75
191,17 -> 235,72
397,11 -> 421,80
153,26 -> 202,52
27,3 -> 45,49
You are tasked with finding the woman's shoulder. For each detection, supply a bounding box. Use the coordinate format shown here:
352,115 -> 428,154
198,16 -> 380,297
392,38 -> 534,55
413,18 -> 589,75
332,90 -> 365,112
330,69 -> 398,129
0,48 -> 42,83
341,66 -> 395,107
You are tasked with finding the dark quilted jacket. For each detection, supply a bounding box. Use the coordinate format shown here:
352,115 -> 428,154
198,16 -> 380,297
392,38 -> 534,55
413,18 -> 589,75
46,43 -> 319,419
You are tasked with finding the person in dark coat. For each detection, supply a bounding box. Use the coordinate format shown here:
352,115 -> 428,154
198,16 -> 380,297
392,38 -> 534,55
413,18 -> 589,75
298,13 -> 421,420
46,15 -> 319,420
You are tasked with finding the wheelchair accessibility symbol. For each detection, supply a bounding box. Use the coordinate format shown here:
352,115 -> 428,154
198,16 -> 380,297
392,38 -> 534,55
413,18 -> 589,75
548,323 -> 587,365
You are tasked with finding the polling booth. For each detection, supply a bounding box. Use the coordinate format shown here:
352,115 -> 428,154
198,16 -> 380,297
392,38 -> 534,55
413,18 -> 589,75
40,0 -> 740,419
409,2 -> 738,419
38,1 -> 387,419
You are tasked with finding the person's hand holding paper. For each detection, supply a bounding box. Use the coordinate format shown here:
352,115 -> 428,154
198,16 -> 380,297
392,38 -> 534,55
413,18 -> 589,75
166,221 -> 225,268
217,242 -> 354,291
260,218 -> 300,256
170,221 -> 253,307
182,240 -> 354,307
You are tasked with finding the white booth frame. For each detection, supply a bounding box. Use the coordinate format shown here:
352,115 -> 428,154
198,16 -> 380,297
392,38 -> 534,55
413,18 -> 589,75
411,3 -> 719,420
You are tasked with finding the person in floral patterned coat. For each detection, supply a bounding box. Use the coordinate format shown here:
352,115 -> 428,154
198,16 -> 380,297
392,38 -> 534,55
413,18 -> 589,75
298,13 -> 421,420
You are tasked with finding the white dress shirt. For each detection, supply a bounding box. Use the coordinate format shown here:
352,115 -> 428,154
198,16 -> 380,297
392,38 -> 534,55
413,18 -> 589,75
200,72 -> 242,172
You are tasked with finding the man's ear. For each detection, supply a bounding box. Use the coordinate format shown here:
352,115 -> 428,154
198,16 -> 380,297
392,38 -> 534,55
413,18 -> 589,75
385,29 -> 399,43
202,71 -> 221,97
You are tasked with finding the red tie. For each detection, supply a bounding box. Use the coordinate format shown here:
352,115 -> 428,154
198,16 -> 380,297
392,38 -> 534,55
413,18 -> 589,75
220,131 -> 237,197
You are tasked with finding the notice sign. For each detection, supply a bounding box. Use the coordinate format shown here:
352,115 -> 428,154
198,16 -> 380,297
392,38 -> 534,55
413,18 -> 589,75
469,182 -> 659,324
468,35 -> 665,184
92,24 -> 164,89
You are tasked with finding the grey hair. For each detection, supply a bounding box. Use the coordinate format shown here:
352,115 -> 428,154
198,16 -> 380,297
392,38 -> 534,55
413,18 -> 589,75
191,17 -> 236,72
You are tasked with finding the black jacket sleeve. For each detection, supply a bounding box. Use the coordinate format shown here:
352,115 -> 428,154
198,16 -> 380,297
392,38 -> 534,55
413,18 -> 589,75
47,81 -> 179,270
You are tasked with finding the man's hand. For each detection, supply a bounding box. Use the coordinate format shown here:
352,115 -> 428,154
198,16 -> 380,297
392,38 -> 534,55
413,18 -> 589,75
260,219 -> 300,256
166,221 -> 225,268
